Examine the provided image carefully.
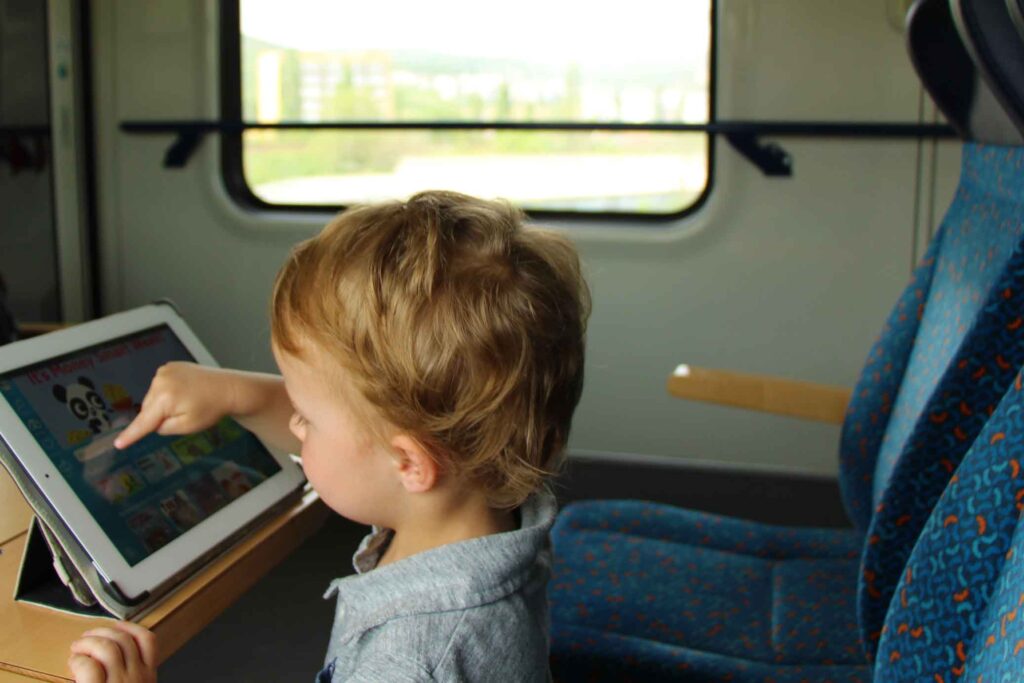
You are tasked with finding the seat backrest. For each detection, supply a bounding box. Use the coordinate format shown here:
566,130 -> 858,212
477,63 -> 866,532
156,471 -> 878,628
874,368 -> 1024,682
838,0 -> 1024,659
839,0 -> 1024,534
856,145 -> 1024,657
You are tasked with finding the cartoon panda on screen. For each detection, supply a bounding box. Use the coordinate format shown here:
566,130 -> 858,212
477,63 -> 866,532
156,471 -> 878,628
52,376 -> 137,447
53,377 -> 111,434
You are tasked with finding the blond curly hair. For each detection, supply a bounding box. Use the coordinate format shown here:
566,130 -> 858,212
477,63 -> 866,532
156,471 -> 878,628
270,191 -> 590,508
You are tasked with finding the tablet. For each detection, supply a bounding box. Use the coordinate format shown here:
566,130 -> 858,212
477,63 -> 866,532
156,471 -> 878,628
0,303 -> 306,601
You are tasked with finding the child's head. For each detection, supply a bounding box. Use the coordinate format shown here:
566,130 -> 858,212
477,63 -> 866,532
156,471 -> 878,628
270,190 -> 590,510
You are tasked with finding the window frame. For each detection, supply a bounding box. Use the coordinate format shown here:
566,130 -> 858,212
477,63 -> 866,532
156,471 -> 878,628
219,0 -> 717,223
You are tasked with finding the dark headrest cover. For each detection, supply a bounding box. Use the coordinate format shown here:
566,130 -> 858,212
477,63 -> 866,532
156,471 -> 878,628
953,0 -> 1024,141
1009,0 -> 1024,42
907,0 -> 977,139
906,0 -> 1022,144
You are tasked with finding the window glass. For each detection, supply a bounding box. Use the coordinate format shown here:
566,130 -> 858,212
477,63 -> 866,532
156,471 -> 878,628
238,0 -> 712,216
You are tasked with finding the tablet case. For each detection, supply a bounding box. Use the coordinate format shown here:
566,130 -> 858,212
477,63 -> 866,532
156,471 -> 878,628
1,439 -> 143,619
15,518 -> 109,618
2,437 -> 304,621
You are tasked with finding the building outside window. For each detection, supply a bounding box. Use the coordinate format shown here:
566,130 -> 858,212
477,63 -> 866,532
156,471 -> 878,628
231,0 -> 714,218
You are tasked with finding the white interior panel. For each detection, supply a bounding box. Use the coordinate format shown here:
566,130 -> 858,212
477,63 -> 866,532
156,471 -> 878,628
91,0 -> 959,477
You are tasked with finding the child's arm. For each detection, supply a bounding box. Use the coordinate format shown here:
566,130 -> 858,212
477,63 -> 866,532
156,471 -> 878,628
114,362 -> 300,455
68,621 -> 157,683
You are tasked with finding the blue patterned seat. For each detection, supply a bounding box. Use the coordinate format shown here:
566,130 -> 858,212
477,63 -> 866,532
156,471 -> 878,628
875,368 -> 1024,682
551,503 -> 869,681
858,0 -> 1024,658
549,1 -> 1024,679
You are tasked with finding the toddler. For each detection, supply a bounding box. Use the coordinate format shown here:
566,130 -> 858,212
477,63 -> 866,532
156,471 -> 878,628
67,190 -> 590,682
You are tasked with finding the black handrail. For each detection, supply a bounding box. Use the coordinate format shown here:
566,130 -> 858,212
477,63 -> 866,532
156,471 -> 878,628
0,125 -> 50,134
121,120 -> 953,135
119,119 -> 957,175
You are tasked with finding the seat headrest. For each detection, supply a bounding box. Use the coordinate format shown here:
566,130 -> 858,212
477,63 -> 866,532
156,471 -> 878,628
906,0 -> 1022,144
1011,0 -> 1024,40
951,0 -> 1024,141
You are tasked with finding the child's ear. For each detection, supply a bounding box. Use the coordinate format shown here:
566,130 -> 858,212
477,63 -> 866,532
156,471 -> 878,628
388,434 -> 438,494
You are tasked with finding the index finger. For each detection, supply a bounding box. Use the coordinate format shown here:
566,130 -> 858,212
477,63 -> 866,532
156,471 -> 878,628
113,405 -> 165,450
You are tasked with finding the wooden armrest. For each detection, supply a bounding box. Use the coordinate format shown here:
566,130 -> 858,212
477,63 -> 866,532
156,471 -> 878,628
667,364 -> 852,425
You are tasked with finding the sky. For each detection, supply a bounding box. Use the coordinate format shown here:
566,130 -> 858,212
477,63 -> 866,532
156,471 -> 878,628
240,0 -> 712,68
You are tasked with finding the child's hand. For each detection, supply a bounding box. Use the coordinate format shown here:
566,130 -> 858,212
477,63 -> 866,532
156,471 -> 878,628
114,362 -> 237,449
68,621 -> 157,683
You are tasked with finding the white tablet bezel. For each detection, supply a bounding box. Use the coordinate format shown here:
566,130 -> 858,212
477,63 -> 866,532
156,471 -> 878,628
0,303 -> 306,600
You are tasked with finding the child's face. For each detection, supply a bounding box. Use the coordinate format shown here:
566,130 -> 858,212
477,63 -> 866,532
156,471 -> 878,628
273,343 -> 400,527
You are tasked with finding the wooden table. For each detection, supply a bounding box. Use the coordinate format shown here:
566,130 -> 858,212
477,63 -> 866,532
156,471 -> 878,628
0,467 -> 328,681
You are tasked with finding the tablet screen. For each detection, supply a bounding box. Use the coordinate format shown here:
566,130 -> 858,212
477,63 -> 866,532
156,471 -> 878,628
0,325 -> 282,566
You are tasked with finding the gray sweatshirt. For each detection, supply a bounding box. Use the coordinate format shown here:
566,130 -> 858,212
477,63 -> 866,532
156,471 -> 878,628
316,492 -> 557,682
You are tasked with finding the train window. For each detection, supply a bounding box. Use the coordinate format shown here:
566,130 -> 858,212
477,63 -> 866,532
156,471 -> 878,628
227,0 -> 714,218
